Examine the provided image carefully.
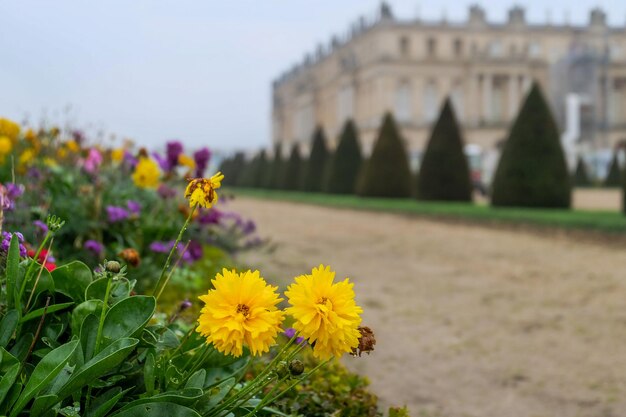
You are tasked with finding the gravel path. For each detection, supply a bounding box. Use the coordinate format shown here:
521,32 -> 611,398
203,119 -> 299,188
230,196 -> 626,417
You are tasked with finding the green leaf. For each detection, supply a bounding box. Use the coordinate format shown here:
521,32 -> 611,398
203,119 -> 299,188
79,314 -> 99,361
184,369 -> 206,390
31,394 -> 59,417
117,388 -> 204,411
86,387 -> 132,417
0,382 -> 22,415
101,296 -> 155,347
0,363 -> 20,406
56,337 -> 139,401
21,302 -> 74,323
144,351 -> 155,395
10,340 -> 79,417
86,277 -> 131,305
196,377 -> 235,414
5,234 -> 20,309
52,261 -> 92,302
0,310 -> 18,347
71,299 -> 102,337
109,402 -> 201,417
9,332 -> 33,362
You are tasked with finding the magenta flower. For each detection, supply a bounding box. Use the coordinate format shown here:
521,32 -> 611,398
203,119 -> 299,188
84,240 -> 104,256
193,148 -> 211,177
84,148 -> 103,174
106,206 -> 129,223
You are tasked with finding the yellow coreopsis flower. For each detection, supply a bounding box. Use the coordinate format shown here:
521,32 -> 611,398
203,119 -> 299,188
0,136 -> 13,155
66,140 -> 80,153
111,147 -> 125,162
185,172 -> 224,208
19,149 -> 35,166
285,265 -> 363,359
132,157 -> 161,189
0,118 -> 20,143
197,269 -> 285,357
178,154 -> 196,169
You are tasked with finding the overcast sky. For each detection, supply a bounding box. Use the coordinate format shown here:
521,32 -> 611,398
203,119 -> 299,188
1,1 -> 625,152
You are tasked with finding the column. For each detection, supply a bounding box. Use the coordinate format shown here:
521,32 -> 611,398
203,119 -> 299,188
508,74 -> 519,121
482,73 -> 492,123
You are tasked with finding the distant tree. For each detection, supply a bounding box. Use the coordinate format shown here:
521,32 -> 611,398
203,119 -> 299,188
491,82 -> 571,208
262,144 -> 284,189
324,120 -> 363,194
357,113 -> 412,198
604,152 -> 621,187
416,98 -> 472,202
282,143 -> 303,191
237,150 -> 267,188
219,152 -> 245,186
573,157 -> 591,187
301,127 -> 330,192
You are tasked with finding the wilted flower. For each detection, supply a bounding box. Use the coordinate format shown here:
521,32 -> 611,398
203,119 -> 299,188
351,326 -> 376,357
193,148 -> 211,177
132,157 -> 161,189
84,239 -> 104,256
285,265 -> 363,359
185,172 -> 224,209
118,248 -> 140,267
106,206 -> 129,223
197,269 -> 284,357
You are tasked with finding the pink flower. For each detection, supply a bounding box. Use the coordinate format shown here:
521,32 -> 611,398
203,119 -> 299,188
84,148 -> 103,174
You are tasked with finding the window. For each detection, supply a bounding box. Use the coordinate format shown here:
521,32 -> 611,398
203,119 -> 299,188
295,104 -> 314,142
453,39 -> 463,57
423,80 -> 438,122
529,41 -> 542,58
394,81 -> 412,122
337,85 -> 354,124
427,37 -> 437,58
489,40 -> 503,57
399,36 -> 410,57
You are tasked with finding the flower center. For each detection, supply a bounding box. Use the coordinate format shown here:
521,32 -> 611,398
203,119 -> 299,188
236,303 -> 250,318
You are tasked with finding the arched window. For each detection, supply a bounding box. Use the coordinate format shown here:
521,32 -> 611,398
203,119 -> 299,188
394,81 -> 412,122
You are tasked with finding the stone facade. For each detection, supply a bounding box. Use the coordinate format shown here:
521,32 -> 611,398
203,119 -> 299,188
271,4 -> 626,179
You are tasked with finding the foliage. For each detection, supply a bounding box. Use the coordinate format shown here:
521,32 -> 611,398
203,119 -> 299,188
233,188 -> 626,234
573,157 -> 591,187
357,113 -> 412,198
264,144 -> 284,190
491,82 -> 571,208
416,98 -> 472,202
219,152 -> 246,187
301,127 -> 330,193
324,120 -> 363,195
604,152 -> 621,187
281,144 -> 303,191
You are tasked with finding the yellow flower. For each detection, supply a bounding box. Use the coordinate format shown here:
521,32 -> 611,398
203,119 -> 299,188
184,172 -> 224,208
43,157 -> 58,167
24,129 -> 37,142
132,157 -> 161,189
197,269 -> 284,357
0,136 -> 12,155
111,147 -> 125,162
285,265 -> 363,359
57,147 -> 68,159
19,149 -> 35,166
178,154 -> 196,169
0,118 -> 20,143
66,140 -> 80,153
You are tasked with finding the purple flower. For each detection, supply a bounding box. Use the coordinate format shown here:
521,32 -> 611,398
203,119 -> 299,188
149,241 -> 173,253
197,208 -> 222,225
127,200 -> 141,214
152,152 -> 170,172
187,240 -> 203,261
72,130 -> 85,144
193,148 -> 211,177
179,299 -> 192,312
106,206 -> 129,223
84,240 -> 104,256
0,183 -> 23,211
157,184 -> 177,199
1,232 -> 27,257
283,328 -> 306,345
166,141 -> 184,171
33,220 -> 48,235
123,151 -> 138,168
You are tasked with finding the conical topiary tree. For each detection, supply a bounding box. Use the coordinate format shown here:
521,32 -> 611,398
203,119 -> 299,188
416,98 -> 472,201
604,152 -> 621,187
301,127 -> 330,192
262,144 -> 284,189
573,157 -> 591,187
237,150 -> 267,188
491,82 -> 571,208
219,152 -> 245,187
324,120 -> 363,194
282,143 -> 303,191
357,112 -> 412,198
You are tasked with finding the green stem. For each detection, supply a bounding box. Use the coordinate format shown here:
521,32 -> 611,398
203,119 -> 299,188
24,237 -> 54,313
240,374 -> 288,417
93,275 -> 113,355
18,231 -> 52,306
153,205 -> 196,300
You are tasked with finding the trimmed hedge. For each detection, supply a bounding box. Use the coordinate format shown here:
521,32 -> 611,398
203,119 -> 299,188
491,82 -> 571,208
301,127 -> 330,192
357,113 -> 412,198
325,119 -> 363,194
416,98 -> 472,201
573,157 -> 591,187
604,152 -> 621,187
282,143 -> 303,191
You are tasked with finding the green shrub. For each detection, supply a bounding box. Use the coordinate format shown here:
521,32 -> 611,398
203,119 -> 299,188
219,152 -> 245,187
269,144 -> 285,189
282,143 -> 303,191
238,150 -> 268,188
301,127 -> 330,192
416,98 -> 472,202
491,82 -> 571,208
325,119 -> 363,194
357,113 -> 412,198
604,152 -> 621,187
573,157 -> 591,187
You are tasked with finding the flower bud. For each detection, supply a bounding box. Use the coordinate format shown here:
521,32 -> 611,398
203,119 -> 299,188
288,359 -> 304,376
105,260 -> 121,273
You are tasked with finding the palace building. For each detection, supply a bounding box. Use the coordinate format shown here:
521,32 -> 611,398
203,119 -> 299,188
271,4 -> 626,180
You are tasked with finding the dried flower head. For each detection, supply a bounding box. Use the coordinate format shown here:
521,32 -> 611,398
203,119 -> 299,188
184,172 -> 224,209
118,248 -> 141,267
351,326 -> 376,357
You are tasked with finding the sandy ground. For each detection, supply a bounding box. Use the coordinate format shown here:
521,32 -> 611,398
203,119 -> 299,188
230,196 -> 626,417
572,188 -> 621,211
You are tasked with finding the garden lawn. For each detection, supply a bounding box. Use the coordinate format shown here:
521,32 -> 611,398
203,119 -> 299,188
228,188 -> 626,234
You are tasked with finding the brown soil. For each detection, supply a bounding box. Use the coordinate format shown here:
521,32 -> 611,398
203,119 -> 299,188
230,196 -> 626,417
